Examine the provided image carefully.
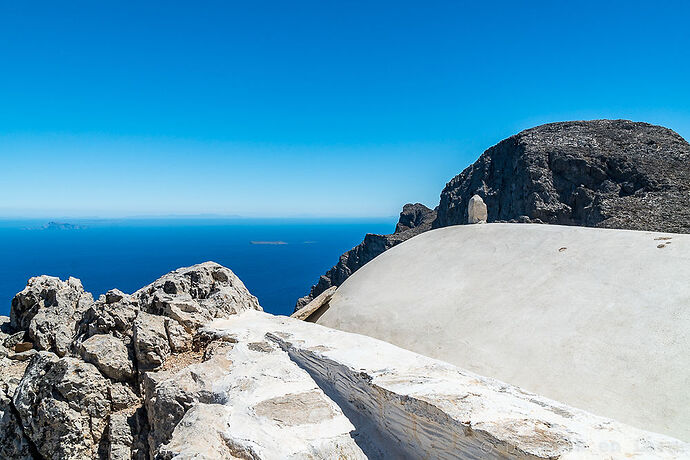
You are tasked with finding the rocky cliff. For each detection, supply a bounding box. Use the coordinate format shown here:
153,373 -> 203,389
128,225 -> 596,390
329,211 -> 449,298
294,203 -> 436,309
295,119 -> 690,311
434,120 -> 690,231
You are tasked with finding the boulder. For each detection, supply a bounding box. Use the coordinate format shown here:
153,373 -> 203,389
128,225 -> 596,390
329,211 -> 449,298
107,412 -> 134,460
3,331 -> 27,350
467,194 -> 488,223
13,351 -> 112,459
109,382 -> 140,411
133,312 -> 170,371
79,334 -> 135,381
0,360 -> 33,460
136,262 -> 262,329
164,318 -> 192,353
11,276 -> 93,357
105,408 -> 149,460
78,289 -> 139,344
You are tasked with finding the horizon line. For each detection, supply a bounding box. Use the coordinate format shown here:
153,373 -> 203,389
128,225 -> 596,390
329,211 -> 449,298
0,213 -> 402,221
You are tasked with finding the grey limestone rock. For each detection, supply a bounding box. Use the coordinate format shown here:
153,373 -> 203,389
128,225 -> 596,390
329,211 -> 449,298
105,408 -> 149,460
133,312 -> 171,371
164,318 -> 192,354
2,262 -> 259,459
467,194 -> 488,224
135,261 -> 262,329
78,289 -> 140,344
109,382 -> 140,411
0,363 -> 33,460
11,276 -> 93,357
13,351 -> 112,459
79,333 -> 135,381
108,412 -> 134,460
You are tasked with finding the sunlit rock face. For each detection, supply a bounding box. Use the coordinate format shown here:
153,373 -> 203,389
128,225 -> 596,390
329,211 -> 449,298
0,262 -> 263,460
315,223 -> 690,442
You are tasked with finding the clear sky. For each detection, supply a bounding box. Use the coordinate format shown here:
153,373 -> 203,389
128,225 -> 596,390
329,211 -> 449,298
1,1 -> 688,218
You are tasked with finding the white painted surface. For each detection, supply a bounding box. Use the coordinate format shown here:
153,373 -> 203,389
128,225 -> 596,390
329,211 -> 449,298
209,311 -> 690,458
315,223 -> 690,441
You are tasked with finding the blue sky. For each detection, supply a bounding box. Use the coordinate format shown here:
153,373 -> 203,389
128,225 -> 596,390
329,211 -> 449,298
1,1 -> 688,217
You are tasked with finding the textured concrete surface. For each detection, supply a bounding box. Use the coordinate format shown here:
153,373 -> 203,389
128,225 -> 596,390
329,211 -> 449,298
209,311 -> 689,459
316,223 -> 690,441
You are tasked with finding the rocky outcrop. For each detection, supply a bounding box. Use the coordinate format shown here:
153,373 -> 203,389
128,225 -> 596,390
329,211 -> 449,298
0,341 -> 34,460
295,203 -> 436,310
0,261 -> 262,460
135,262 -> 261,329
434,120 -> 690,232
133,312 -> 171,371
11,276 -> 93,357
13,352 -> 112,459
296,120 -> 690,310
79,334 -> 135,381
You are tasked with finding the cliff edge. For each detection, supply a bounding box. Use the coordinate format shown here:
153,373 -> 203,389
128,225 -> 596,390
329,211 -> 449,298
294,203 -> 436,310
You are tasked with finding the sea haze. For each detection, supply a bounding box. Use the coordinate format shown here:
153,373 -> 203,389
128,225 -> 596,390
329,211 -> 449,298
0,217 -> 395,317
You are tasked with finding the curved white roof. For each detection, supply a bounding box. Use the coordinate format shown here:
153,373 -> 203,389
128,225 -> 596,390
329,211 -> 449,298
316,223 -> 690,441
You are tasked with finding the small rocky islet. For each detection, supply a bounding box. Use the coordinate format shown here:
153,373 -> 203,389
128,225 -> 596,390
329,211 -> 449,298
1,119 -> 689,459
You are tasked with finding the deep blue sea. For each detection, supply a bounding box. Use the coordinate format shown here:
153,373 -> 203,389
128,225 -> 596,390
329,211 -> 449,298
0,218 -> 395,317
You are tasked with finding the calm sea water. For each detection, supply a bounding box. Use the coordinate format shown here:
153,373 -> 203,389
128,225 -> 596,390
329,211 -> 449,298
0,218 -> 395,317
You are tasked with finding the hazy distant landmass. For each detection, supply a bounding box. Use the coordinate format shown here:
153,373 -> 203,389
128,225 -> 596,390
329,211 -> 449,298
42,221 -> 84,230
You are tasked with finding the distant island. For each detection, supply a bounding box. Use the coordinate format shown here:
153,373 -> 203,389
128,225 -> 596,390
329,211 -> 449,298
42,221 -> 84,230
250,240 -> 288,245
